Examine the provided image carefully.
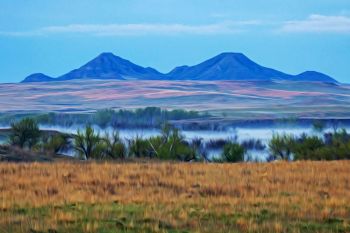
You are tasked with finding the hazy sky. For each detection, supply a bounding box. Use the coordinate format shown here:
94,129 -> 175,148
0,0 -> 349,83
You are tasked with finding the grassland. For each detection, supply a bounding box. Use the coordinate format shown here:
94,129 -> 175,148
0,161 -> 349,233
1,80 -> 350,119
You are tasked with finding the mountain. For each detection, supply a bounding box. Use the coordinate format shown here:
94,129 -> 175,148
293,71 -> 336,83
22,73 -> 54,83
165,53 -> 337,83
166,53 -> 293,81
21,52 -> 338,83
56,52 -> 164,81
22,52 -> 164,83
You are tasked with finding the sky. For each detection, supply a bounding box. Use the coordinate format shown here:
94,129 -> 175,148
0,0 -> 349,83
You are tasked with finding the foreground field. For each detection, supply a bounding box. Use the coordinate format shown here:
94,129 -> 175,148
0,161 -> 349,233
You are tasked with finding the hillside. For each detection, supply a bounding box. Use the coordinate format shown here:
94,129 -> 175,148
3,79 -> 350,119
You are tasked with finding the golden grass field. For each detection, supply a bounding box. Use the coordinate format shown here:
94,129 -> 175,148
0,161 -> 349,233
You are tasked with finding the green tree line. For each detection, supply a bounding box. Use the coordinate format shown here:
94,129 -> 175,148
5,118 -> 350,162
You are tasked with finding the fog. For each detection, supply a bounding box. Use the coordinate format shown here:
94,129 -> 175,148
2,124 -> 349,161
39,124 -> 350,161
40,124 -> 338,142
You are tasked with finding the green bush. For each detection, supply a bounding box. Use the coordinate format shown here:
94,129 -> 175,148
102,130 -> 127,159
293,136 -> 325,160
93,109 -> 115,128
9,118 -> 40,149
269,130 -> 350,161
268,134 -> 294,160
221,142 -> 245,163
127,124 -> 197,161
74,125 -> 104,160
128,136 -> 151,158
312,120 -> 326,133
44,133 -> 71,154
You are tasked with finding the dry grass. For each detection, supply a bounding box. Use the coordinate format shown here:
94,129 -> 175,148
0,161 -> 349,232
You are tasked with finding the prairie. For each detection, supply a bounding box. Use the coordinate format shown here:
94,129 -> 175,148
0,80 -> 350,119
0,161 -> 349,232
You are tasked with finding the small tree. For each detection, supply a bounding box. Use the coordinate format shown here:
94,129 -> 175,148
128,135 -> 150,158
74,125 -> 103,160
221,142 -> 245,163
268,134 -> 294,161
93,109 -> 114,128
293,136 -> 324,160
146,124 -> 197,161
9,118 -> 40,149
312,120 -> 325,134
330,120 -> 340,133
102,130 -> 126,159
45,133 -> 71,154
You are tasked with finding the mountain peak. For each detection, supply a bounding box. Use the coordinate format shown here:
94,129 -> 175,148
217,52 -> 246,58
95,52 -> 119,60
99,52 -> 115,57
92,52 -> 125,62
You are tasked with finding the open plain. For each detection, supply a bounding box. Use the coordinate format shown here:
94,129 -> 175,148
0,161 -> 349,233
1,80 -> 350,120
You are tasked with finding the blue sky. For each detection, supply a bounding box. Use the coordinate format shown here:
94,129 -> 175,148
0,0 -> 349,83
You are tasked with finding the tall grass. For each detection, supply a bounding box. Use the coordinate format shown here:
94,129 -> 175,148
0,161 -> 349,232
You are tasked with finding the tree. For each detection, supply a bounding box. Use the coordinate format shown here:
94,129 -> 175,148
268,134 -> 294,160
93,109 -> 114,128
293,136 -> 324,160
45,133 -> 71,154
158,127 -> 196,161
312,120 -> 325,133
142,124 -> 197,161
128,135 -> 150,158
102,130 -> 127,159
9,118 -> 40,149
221,142 -> 245,163
330,120 -> 340,133
74,125 -> 103,160
190,137 -> 208,161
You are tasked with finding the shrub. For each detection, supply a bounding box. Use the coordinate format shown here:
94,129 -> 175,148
128,136 -> 151,158
241,138 -> 266,151
293,136 -> 324,160
74,125 -> 104,160
272,130 -> 350,161
93,109 -> 114,128
268,134 -> 294,161
9,118 -> 40,149
44,133 -> 71,154
102,130 -> 127,159
221,142 -> 245,163
312,120 -> 326,133
206,138 -> 229,149
190,137 -> 208,161
136,124 -> 197,161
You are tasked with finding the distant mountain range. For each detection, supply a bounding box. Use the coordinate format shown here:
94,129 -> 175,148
22,52 -> 337,83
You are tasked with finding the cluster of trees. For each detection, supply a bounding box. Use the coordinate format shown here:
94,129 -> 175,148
6,118 -> 245,162
33,107 -> 207,128
268,129 -> 350,161
8,117 -> 71,155
6,117 -> 350,163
